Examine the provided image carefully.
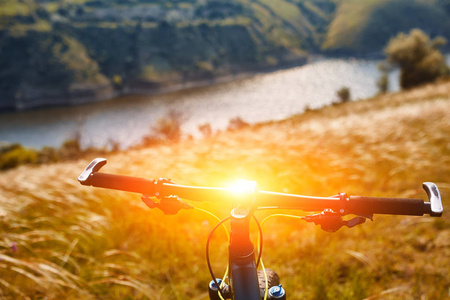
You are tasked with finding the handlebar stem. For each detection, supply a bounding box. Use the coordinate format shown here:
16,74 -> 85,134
229,208 -> 255,258
228,207 -> 260,300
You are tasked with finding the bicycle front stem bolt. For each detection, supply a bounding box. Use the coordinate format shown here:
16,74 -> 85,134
268,284 -> 286,299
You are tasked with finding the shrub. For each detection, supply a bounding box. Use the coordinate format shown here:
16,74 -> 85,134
0,144 -> 38,170
376,73 -> 389,94
376,62 -> 390,94
152,110 -> 185,142
336,86 -> 351,103
37,146 -> 60,164
107,138 -> 121,152
58,139 -> 82,160
384,29 -> 448,89
198,123 -> 212,138
138,135 -> 163,148
0,137 -> 114,171
227,117 -> 249,131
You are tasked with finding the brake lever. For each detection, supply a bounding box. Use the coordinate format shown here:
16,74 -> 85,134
141,195 -> 193,215
303,209 -> 372,232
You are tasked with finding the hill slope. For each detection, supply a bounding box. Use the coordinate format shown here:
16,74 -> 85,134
1,0 -> 450,110
0,80 -> 449,299
322,0 -> 450,55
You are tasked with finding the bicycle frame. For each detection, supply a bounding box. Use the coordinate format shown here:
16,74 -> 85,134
228,207 -> 261,300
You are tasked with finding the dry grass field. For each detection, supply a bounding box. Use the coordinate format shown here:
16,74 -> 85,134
0,80 -> 449,299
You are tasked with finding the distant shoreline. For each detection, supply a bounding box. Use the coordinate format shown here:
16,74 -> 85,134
0,56 -> 402,151
0,51 -> 395,114
0,58 -> 308,114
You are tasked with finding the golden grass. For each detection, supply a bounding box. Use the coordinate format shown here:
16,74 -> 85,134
0,80 -> 449,299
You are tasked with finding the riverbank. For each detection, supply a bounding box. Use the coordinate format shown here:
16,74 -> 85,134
1,77 -> 449,171
120,57 -> 308,101
1,57 -> 309,113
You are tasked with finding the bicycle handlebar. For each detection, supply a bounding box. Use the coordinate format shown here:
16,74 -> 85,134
78,158 -> 443,217
347,196 -> 426,216
88,172 -> 157,195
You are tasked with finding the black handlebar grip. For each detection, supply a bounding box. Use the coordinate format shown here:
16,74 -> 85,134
347,196 -> 426,216
85,173 -> 156,195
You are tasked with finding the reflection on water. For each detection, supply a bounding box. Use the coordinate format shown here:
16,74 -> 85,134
0,58 -> 400,150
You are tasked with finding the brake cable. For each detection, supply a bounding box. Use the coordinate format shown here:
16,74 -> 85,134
195,208 -> 231,300
257,214 -> 304,300
205,216 -> 231,300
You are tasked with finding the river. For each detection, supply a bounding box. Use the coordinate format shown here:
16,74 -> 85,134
0,57 -> 401,150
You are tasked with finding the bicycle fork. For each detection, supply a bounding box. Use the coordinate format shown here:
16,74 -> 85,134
208,208 -> 286,300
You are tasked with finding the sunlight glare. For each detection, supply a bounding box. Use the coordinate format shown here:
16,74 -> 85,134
228,180 -> 258,196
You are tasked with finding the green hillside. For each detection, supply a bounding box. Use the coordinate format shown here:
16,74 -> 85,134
323,0 -> 450,55
1,0 -> 449,110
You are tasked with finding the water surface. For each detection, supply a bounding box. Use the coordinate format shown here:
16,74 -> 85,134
0,57 -> 400,150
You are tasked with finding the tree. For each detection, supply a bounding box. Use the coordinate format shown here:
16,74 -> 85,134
336,86 -> 351,103
376,62 -> 390,94
376,73 -> 389,94
384,29 -> 448,89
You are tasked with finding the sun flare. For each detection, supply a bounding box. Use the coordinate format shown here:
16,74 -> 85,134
228,180 -> 258,196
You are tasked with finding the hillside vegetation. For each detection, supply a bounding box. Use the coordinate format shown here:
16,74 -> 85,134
0,80 -> 449,299
322,0 -> 450,54
1,0 -> 450,110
